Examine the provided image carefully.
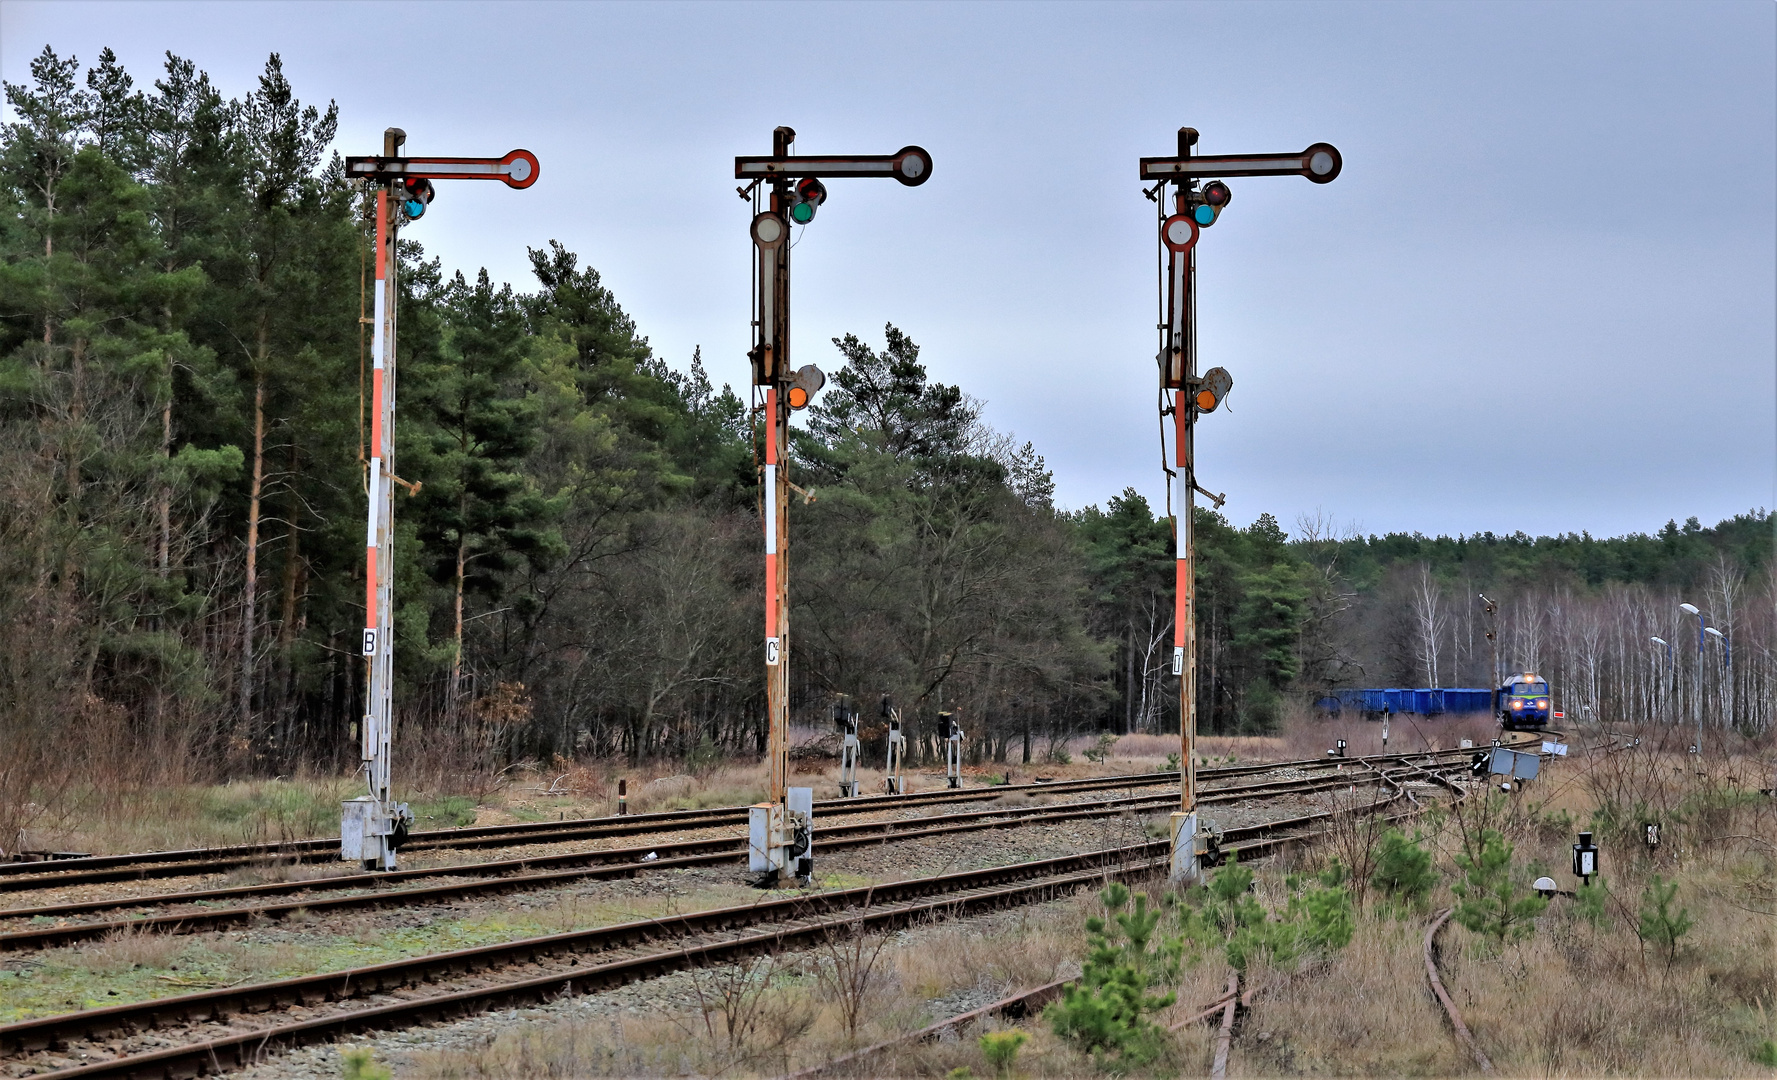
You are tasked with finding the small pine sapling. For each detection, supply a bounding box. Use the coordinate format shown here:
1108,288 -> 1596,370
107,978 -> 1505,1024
341,1048 -> 391,1080
1045,882 -> 1182,1067
1451,828 -> 1547,944
1573,875 -> 1610,928
1370,828 -> 1438,907
978,1030 -> 1029,1078
1225,867 -> 1353,972
1204,860 -> 1266,936
1636,874 -> 1693,969
1752,1040 -> 1777,1068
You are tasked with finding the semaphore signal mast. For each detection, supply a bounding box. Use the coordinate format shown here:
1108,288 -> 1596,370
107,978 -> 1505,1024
340,129 -> 539,871
735,126 -> 931,885
1141,127 -> 1341,883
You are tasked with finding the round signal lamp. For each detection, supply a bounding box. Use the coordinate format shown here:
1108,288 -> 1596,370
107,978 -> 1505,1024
1193,203 -> 1217,225
1195,389 -> 1218,410
787,386 -> 810,409
789,200 -> 816,224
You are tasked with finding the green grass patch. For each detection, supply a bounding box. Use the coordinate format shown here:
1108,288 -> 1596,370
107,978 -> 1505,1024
411,795 -> 480,828
816,870 -> 875,890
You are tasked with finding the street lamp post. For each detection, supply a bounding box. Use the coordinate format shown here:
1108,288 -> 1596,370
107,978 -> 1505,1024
1705,626 -> 1729,731
1679,603 -> 1705,754
1649,636 -> 1669,724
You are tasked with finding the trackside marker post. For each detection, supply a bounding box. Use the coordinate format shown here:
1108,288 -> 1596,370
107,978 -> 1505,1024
738,127 -> 930,884
341,131 -> 539,871
1146,127 -> 1340,884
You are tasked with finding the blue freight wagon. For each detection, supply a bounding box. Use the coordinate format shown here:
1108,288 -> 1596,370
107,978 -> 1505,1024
1314,687 -> 1496,720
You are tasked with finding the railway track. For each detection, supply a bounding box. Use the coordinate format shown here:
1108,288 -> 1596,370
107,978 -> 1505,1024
0,783 -> 1427,1080
0,760 -> 1459,946
1425,907 -> 1494,1072
3,844 -> 1170,1078
0,750 -> 1471,898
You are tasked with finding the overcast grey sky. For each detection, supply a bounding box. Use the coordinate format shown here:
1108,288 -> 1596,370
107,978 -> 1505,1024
4,1 -> 1773,538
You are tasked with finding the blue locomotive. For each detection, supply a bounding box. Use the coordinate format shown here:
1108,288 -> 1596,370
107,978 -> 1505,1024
1498,672 -> 1552,731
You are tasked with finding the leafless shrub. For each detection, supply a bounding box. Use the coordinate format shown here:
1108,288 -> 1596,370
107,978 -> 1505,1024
1320,783 -> 1394,907
678,949 -> 809,1072
815,910 -> 895,1046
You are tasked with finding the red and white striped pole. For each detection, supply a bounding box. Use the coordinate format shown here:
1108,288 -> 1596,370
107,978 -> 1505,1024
764,382 -> 787,805
364,177 -> 395,807
1163,130 -> 1202,884
348,128 -> 408,871
745,127 -> 799,883
341,130 -> 539,871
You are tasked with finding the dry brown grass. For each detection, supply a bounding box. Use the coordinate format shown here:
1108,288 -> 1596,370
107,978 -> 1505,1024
73,927 -> 187,975
405,737 -> 1775,1078
1273,709 -> 1504,762
1231,739 -> 1776,1077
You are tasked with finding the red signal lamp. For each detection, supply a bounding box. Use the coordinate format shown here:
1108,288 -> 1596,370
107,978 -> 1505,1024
1193,180 -> 1231,226
401,177 -> 435,219
788,177 -> 827,224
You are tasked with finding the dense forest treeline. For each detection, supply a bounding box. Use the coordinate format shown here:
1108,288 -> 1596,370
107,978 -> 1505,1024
1,47 -> 1770,837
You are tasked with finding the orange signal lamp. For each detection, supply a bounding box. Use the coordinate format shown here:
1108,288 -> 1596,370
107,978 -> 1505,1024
787,386 -> 810,409
1195,389 -> 1218,410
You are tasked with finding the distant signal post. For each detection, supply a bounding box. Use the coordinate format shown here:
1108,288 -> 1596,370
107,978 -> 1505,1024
736,127 -> 931,884
342,130 -> 539,871
1142,128 -> 1340,883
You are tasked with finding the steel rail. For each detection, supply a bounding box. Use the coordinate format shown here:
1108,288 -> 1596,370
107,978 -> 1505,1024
1210,970 -> 1240,1079
0,758 -> 1454,903
0,769 -> 1197,878
0,750 -> 1471,883
4,845 -> 1171,1073
0,764 -> 1450,947
1424,907 -> 1494,1073
779,978 -> 1074,1080
8,776 -> 1463,1079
